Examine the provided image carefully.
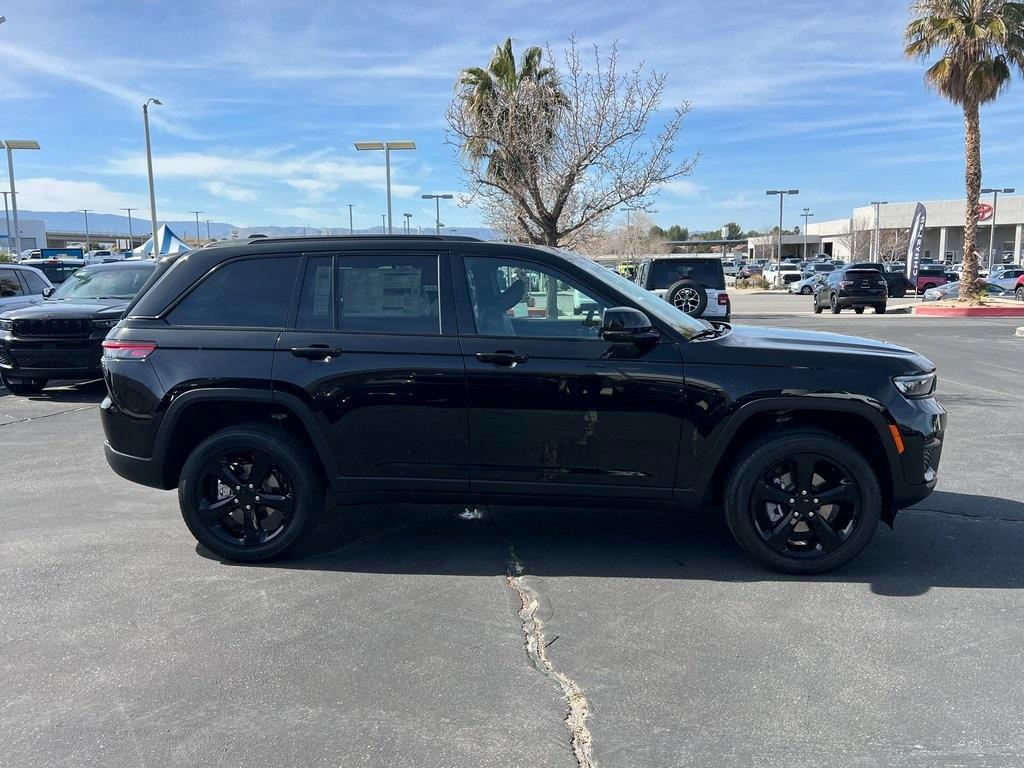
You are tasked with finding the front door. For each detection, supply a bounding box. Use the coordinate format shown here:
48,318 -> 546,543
274,250 -> 468,494
454,253 -> 686,500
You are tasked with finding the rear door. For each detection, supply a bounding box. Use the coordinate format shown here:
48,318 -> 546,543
273,249 -> 468,494
453,251 -> 685,501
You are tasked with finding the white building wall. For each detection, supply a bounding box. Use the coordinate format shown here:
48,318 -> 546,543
0,218 -> 46,252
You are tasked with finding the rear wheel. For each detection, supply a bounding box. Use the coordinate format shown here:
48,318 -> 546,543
812,300 -> 823,314
800,285 -> 812,295
178,424 -> 324,562
829,295 -> 841,314
0,371 -> 47,396
854,306 -> 865,314
874,303 -> 887,314
1016,286 -> 1024,302
723,429 -> 882,573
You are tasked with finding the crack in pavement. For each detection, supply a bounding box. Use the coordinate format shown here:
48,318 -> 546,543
0,404 -> 98,428
479,508 -> 596,768
903,506 -> 1024,524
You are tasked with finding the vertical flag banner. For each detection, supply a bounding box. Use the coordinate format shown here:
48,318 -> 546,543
905,203 -> 926,283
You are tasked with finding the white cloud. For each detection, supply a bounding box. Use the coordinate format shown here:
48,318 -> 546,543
662,179 -> 703,197
16,177 -> 137,213
105,149 -> 419,200
203,181 -> 257,202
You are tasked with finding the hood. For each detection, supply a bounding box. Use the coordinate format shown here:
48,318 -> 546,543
686,324 -> 934,374
0,297 -> 129,321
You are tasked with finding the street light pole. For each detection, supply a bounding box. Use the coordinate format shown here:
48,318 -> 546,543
354,140 -> 416,234
381,214 -> 386,233
120,207 -> 138,249
190,210 -> 203,246
421,194 -> 454,235
205,219 -> 211,242
3,139 -> 41,255
143,98 -> 162,259
79,209 -> 92,252
347,204 -> 354,235
801,208 -> 814,260
1,191 -> 11,255
403,212 -> 412,235
981,187 -> 1014,271
765,189 -> 799,267
869,201 -> 888,262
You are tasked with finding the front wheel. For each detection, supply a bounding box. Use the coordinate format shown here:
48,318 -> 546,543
854,306 -> 865,314
723,429 -> 882,573
829,295 -> 841,314
812,300 -> 823,314
178,424 -> 324,562
1016,286 -> 1024,302
875,304 -> 887,314
800,285 -> 812,295
0,371 -> 47,396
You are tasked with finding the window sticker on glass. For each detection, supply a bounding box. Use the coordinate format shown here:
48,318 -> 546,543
311,264 -> 332,320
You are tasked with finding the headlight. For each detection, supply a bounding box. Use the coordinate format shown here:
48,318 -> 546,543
0,318 -> 12,331
894,371 -> 936,399
92,318 -> 120,329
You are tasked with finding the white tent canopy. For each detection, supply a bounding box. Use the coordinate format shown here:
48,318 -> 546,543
133,224 -> 190,257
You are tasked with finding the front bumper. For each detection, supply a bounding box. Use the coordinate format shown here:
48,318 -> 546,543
889,395 -> 946,511
0,333 -> 104,379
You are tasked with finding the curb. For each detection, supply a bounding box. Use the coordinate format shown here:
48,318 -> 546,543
912,305 -> 1024,317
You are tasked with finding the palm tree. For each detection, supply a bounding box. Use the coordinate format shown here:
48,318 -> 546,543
905,1 -> 1024,296
457,38 -> 565,183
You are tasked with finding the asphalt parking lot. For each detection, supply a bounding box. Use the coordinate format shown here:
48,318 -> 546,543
2,294 -> 1023,768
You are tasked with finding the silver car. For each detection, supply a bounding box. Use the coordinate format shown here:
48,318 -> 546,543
0,263 -> 54,313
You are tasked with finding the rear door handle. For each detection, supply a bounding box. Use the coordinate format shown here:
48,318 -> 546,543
290,344 -> 343,361
475,350 -> 529,366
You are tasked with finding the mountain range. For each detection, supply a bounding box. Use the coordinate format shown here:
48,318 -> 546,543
16,210 -> 501,242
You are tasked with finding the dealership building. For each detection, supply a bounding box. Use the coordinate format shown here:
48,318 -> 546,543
749,197 -> 1024,264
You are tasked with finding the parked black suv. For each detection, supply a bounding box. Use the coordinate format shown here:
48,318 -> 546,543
812,265 -> 889,315
100,236 -> 944,573
0,261 -> 155,395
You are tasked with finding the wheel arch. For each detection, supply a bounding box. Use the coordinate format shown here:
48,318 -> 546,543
154,388 -> 338,489
689,398 -> 898,524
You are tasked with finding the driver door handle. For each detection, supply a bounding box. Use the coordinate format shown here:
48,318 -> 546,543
290,344 -> 343,361
475,350 -> 529,367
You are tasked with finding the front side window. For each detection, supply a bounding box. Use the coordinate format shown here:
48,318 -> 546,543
332,254 -> 440,335
21,270 -> 49,294
0,269 -> 25,297
169,257 -> 298,327
464,256 -> 609,338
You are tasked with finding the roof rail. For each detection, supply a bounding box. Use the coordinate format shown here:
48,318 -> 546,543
239,234 -> 484,244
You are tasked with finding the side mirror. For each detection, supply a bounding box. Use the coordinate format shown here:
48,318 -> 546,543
42,286 -> 56,298
601,307 -> 659,344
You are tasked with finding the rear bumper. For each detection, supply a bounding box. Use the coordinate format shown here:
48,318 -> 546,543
835,293 -> 886,307
104,443 -> 168,490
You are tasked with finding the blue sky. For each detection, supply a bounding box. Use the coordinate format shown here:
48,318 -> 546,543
3,0 -> 1024,233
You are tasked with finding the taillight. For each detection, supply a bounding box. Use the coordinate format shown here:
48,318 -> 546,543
102,339 -> 157,360
839,280 -> 853,288
717,293 -> 730,305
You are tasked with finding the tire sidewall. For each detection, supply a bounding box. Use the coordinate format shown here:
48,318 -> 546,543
178,428 -> 320,562
725,432 -> 882,574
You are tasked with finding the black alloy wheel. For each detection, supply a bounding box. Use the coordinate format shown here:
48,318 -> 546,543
179,424 -> 323,562
724,429 -> 881,573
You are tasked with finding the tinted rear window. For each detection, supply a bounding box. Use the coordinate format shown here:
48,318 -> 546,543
647,260 -> 725,290
168,256 -> 298,328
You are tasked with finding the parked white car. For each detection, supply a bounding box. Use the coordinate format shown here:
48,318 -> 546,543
763,261 -> 804,286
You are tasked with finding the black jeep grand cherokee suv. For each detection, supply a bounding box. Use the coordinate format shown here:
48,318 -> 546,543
101,236 -> 945,573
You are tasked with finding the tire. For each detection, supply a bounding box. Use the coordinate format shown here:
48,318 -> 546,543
854,306 -> 865,314
1016,286 -> 1024,302
178,424 -> 324,562
0,371 -> 47,396
665,279 -> 709,318
800,285 -> 812,295
723,428 -> 882,574
812,301 -> 823,314
829,295 -> 841,314
874,304 -> 887,314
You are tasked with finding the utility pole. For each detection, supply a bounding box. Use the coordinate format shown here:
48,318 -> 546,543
870,201 -> 888,262
348,204 -> 354,235
981,187 -> 1014,270
765,190 -> 798,267
801,208 -> 814,260
79,209 -> 93,252
120,208 -> 138,250
191,210 -> 203,247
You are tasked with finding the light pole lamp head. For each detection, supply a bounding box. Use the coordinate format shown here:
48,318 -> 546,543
2,139 -> 41,150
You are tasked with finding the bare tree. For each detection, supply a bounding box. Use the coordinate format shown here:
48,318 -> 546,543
447,37 -> 698,249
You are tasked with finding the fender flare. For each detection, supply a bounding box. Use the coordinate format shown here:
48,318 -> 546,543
683,395 -> 899,497
152,387 -> 340,482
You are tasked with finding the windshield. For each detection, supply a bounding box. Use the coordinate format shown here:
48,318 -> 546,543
51,265 -> 155,300
561,251 -> 709,338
